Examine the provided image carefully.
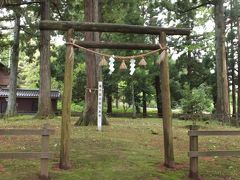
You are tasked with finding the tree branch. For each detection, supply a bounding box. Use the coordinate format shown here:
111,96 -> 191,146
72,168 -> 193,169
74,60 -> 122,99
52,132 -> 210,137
0,26 -> 14,30
179,0 -> 215,14
0,0 -> 42,8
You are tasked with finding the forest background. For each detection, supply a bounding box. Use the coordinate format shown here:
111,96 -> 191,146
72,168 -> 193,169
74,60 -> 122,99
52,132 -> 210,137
1,0 -> 239,119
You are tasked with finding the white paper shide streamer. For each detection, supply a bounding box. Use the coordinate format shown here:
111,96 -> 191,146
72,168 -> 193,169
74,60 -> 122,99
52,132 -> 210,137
108,55 -> 115,75
129,59 -> 136,75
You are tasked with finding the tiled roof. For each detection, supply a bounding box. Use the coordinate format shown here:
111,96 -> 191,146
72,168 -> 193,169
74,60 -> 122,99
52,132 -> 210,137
0,88 -> 60,99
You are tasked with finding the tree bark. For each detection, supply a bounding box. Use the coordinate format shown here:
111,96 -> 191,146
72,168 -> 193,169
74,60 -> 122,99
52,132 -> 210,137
115,87 -> 119,109
214,0 -> 229,118
107,93 -> 112,114
237,17 -> 240,119
75,0 -> 108,126
154,75 -> 162,117
59,29 -> 74,170
132,82 -> 136,119
232,66 -> 236,117
186,35 -> 193,88
142,90 -> 147,118
159,32 -> 174,168
230,8 -> 236,117
37,0 -> 53,118
81,0 -> 97,125
5,10 -> 20,117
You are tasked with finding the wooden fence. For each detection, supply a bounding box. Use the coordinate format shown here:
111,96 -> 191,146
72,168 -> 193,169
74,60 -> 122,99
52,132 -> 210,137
177,113 -> 240,127
0,124 -> 54,180
188,125 -> 240,179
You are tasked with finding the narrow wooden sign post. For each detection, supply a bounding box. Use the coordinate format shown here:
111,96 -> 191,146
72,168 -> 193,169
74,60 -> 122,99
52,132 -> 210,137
97,81 -> 103,131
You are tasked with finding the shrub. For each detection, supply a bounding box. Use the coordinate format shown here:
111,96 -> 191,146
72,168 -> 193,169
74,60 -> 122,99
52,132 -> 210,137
180,83 -> 214,114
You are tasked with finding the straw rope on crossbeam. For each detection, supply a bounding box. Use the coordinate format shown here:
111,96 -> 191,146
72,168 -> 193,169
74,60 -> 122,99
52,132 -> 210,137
65,38 -> 168,74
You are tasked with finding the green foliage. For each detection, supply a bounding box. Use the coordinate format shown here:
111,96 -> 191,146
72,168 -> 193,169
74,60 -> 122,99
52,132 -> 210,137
180,83 -> 214,114
18,55 -> 39,88
2,0 -> 236,116
72,61 -> 86,102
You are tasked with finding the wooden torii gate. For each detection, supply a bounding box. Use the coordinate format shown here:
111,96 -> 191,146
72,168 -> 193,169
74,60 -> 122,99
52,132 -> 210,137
39,20 -> 191,169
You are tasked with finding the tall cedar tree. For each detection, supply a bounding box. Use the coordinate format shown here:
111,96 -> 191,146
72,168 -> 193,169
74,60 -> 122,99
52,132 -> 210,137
214,0 -> 229,117
37,0 -> 53,118
238,17 -> 240,121
75,0 -> 108,126
5,10 -> 20,117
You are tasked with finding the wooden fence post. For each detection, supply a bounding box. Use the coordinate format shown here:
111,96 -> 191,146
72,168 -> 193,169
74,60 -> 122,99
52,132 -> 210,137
189,125 -> 199,179
40,123 -> 49,180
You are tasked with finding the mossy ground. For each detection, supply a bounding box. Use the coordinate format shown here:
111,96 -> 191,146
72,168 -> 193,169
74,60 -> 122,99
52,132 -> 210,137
0,116 -> 239,180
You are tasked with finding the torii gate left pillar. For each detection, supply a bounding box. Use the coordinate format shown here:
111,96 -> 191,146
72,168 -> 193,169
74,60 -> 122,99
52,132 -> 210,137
159,32 -> 174,167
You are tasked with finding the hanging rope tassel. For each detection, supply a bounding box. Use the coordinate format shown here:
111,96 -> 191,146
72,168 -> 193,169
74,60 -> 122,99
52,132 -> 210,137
99,56 -> 108,66
138,57 -> 147,66
120,60 -> 127,70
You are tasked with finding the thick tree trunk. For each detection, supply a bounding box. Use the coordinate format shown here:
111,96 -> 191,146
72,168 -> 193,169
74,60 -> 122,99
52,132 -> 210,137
232,71 -> 236,116
5,11 -> 20,117
94,0 -> 102,82
159,32 -> 174,168
142,90 -> 147,118
154,75 -> 162,117
186,35 -> 193,88
115,87 -> 119,109
37,0 -> 53,118
107,93 -> 112,114
136,105 -> 141,114
230,14 -> 236,117
80,0 -> 97,125
132,82 -> 136,119
214,0 -> 229,118
237,17 -> 240,124
59,29 -> 74,170
75,0 -> 108,126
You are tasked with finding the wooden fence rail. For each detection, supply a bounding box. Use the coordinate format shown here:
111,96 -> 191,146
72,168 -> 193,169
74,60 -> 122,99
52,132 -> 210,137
188,125 -> 240,179
0,124 -> 54,180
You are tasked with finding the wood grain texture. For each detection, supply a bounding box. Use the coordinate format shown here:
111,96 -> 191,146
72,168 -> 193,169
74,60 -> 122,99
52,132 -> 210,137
189,151 -> 240,157
40,20 -> 191,35
0,129 -> 54,135
159,32 -> 174,168
188,130 -> 240,136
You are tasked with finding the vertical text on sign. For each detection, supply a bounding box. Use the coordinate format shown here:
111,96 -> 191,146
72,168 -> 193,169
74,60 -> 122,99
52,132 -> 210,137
97,81 -> 103,131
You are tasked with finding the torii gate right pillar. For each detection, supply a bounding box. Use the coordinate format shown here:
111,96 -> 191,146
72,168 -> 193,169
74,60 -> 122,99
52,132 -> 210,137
159,32 -> 175,168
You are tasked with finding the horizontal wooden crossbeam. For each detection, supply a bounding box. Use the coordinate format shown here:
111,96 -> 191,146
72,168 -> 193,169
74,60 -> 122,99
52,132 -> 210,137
0,128 -> 55,135
39,20 -> 191,35
74,41 -> 160,50
0,152 -> 53,159
188,130 -> 240,136
189,151 -> 240,157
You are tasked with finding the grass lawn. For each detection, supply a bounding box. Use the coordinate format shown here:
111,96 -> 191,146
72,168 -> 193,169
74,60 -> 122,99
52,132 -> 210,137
0,116 -> 239,180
